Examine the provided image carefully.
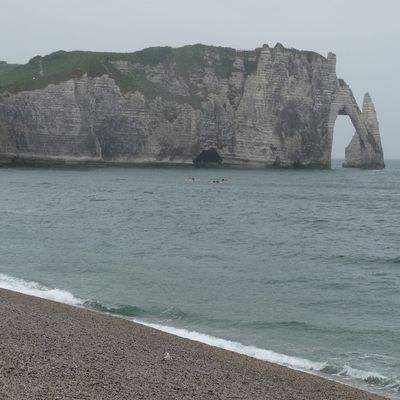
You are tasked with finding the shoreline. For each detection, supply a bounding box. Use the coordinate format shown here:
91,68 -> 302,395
0,288 -> 388,399
0,153 -> 335,169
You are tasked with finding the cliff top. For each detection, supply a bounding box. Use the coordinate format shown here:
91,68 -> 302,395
0,61 -> 20,75
0,43 -> 326,95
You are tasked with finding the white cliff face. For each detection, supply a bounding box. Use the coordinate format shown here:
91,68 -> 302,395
232,45 -> 339,167
0,45 -> 384,168
342,92 -> 384,168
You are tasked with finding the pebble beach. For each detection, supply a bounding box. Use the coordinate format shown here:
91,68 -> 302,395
0,288 -> 387,400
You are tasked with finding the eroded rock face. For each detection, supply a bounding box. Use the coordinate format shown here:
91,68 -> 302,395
342,93 -> 385,168
0,45 -> 384,168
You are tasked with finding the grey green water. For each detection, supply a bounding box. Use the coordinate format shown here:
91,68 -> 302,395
1,160 -> 399,398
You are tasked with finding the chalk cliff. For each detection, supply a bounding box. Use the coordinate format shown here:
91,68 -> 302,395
0,44 -> 384,168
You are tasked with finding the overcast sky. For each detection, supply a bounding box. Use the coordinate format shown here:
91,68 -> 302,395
1,0 -> 399,158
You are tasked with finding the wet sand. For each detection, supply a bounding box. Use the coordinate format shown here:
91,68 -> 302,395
0,288 -> 387,399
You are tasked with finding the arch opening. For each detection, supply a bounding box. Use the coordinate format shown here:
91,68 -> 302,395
331,115 -> 355,168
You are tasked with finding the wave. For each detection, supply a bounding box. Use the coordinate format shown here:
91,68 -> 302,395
0,273 -> 83,305
84,300 -> 144,317
135,321 -> 400,395
135,320 -> 326,371
321,364 -> 400,392
0,273 -> 144,317
386,256 -> 400,264
332,253 -> 400,266
1,273 -> 398,396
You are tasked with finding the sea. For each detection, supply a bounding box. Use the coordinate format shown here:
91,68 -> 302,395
0,159 -> 399,398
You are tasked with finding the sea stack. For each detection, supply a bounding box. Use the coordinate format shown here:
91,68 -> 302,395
0,44 -> 384,169
343,93 -> 385,168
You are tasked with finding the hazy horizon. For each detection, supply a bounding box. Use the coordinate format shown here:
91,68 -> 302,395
1,0 -> 398,158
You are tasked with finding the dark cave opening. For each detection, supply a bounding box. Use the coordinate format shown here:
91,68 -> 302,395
193,149 -> 222,167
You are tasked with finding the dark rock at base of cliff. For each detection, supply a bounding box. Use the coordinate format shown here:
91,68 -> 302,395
193,149 -> 223,167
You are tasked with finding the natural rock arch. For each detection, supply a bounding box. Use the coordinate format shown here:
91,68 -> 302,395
328,80 -> 384,168
0,44 -> 385,170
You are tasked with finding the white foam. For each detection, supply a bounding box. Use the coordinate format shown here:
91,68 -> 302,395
0,273 -> 83,306
1,273 -> 397,394
134,321 -> 400,395
340,366 -> 387,381
135,320 -> 326,372
0,273 -> 324,372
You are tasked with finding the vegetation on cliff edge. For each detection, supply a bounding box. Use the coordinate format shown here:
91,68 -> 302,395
0,44 -> 325,106
0,45 -> 260,99
0,61 -> 20,75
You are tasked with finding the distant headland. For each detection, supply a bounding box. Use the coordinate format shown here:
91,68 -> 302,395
0,44 -> 384,169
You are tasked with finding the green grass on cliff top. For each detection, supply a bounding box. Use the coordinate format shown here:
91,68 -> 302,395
0,45 -> 241,94
0,44 -> 324,100
0,61 -> 20,75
